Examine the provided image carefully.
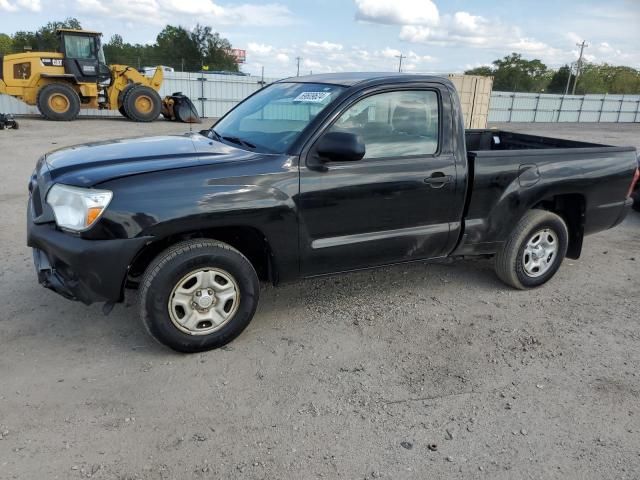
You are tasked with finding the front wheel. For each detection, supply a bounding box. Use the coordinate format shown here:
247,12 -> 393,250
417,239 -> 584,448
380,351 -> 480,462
494,210 -> 569,289
123,85 -> 162,122
139,239 -> 260,352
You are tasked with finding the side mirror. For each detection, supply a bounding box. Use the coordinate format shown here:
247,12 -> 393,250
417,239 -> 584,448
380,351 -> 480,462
316,131 -> 365,162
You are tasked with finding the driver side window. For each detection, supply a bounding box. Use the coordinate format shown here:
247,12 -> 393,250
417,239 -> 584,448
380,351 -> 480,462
329,90 -> 439,159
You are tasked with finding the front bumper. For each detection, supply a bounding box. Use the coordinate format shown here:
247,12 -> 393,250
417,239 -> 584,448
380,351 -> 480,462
27,213 -> 151,305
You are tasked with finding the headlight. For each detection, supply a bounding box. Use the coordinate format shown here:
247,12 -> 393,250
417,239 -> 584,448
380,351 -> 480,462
46,184 -> 112,232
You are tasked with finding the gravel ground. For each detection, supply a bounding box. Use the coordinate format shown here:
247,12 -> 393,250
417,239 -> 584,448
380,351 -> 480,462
0,118 -> 639,480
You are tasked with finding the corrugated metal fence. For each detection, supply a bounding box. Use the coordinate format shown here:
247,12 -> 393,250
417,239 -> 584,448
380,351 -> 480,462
2,72 -> 639,123
489,91 -> 640,123
0,71 -> 278,118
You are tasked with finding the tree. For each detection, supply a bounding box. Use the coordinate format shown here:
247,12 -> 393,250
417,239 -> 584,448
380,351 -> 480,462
491,53 -> 549,92
464,66 -> 493,77
0,33 -> 12,55
546,65 -> 574,94
465,53 -> 550,92
3,19 -> 239,72
11,17 -> 82,52
155,25 -> 200,69
186,24 -> 238,71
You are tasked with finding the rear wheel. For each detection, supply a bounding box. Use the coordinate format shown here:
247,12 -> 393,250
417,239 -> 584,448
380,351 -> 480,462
123,85 -> 161,122
37,83 -> 81,121
494,210 -> 568,289
139,239 -> 260,352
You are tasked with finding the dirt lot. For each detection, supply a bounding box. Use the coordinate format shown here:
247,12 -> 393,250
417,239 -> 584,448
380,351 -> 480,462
0,118 -> 639,480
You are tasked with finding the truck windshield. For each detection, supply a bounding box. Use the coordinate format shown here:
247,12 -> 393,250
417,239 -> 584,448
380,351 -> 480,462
212,82 -> 345,153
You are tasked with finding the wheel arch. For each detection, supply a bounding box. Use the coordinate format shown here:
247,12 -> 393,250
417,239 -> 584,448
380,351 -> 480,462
128,225 -> 277,288
531,193 -> 585,259
36,77 -> 83,94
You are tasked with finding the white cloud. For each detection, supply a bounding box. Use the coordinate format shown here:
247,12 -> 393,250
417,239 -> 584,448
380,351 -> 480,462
565,31 -> 583,44
397,10 -> 574,65
72,0 -> 294,27
305,41 -> 343,52
75,0 -> 108,13
162,0 -> 224,16
450,11 -> 485,36
247,42 -> 275,55
0,0 -> 40,11
354,0 -> 439,26
242,41 -> 438,77
380,47 -> 401,58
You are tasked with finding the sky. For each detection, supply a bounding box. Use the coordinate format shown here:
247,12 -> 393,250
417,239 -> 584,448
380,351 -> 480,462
1,0 -> 639,77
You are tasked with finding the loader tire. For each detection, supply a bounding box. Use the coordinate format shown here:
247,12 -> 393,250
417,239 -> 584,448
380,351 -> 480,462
123,85 -> 161,122
117,83 -> 137,119
37,83 -> 81,121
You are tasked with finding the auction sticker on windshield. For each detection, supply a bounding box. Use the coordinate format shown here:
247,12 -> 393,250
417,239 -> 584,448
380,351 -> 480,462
294,92 -> 331,103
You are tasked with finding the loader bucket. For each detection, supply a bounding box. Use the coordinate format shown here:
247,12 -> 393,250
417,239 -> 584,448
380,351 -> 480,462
161,92 -> 201,123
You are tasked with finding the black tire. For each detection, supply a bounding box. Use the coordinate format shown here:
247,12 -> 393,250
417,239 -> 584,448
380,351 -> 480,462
123,85 -> 161,122
494,210 -> 569,290
632,190 -> 640,212
139,239 -> 260,353
117,83 -> 137,119
36,83 -> 81,121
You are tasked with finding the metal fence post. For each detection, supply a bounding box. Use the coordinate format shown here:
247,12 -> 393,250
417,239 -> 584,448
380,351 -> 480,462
577,96 -> 585,122
533,93 -> 541,122
635,98 -> 640,123
198,75 -> 206,118
597,94 -> 605,122
508,93 -> 515,122
616,95 -> 624,123
557,94 -> 565,122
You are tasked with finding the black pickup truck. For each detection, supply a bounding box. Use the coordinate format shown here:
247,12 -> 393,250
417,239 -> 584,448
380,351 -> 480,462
27,73 -> 639,352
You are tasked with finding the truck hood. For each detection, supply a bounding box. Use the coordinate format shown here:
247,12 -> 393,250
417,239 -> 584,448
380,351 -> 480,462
44,133 -> 254,187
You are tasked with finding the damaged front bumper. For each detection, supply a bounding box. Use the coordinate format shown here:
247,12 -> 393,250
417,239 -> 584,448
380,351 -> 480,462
27,211 -> 151,305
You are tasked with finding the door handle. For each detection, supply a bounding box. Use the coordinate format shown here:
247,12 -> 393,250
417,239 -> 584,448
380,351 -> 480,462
424,173 -> 452,188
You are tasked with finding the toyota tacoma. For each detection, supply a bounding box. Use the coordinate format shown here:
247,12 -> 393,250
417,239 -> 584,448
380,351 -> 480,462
27,73 -> 639,352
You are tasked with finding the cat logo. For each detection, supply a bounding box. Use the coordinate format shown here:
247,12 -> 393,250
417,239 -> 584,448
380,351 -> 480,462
41,58 -> 63,67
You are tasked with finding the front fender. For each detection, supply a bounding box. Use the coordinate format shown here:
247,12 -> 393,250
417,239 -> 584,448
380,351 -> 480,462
89,157 -> 300,280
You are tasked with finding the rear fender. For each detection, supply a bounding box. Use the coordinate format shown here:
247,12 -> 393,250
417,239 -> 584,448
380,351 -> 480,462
455,172 -> 586,257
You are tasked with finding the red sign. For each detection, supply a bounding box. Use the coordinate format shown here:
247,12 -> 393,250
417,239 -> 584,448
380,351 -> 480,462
226,49 -> 246,64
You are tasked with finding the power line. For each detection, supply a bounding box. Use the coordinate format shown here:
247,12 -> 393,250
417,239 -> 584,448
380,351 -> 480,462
572,40 -> 588,95
395,53 -> 405,73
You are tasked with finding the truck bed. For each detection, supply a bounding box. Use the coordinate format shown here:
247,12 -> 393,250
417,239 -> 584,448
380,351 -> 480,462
455,129 -> 638,257
465,129 -> 606,152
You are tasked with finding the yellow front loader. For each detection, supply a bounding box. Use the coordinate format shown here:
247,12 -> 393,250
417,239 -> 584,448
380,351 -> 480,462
0,29 -> 197,122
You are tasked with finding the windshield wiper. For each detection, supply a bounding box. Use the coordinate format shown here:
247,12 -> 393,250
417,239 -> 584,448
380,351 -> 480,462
221,135 -> 256,149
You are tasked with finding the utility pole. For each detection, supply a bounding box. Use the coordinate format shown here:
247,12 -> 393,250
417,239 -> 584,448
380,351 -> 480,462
395,53 -> 405,73
258,66 -> 265,87
295,57 -> 302,76
564,62 -> 574,95
572,41 -> 588,95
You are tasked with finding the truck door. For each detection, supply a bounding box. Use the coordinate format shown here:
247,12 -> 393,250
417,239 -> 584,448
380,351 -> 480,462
298,85 -> 460,276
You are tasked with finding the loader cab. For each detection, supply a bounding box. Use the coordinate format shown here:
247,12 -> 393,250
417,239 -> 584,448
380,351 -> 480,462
56,29 -> 110,83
